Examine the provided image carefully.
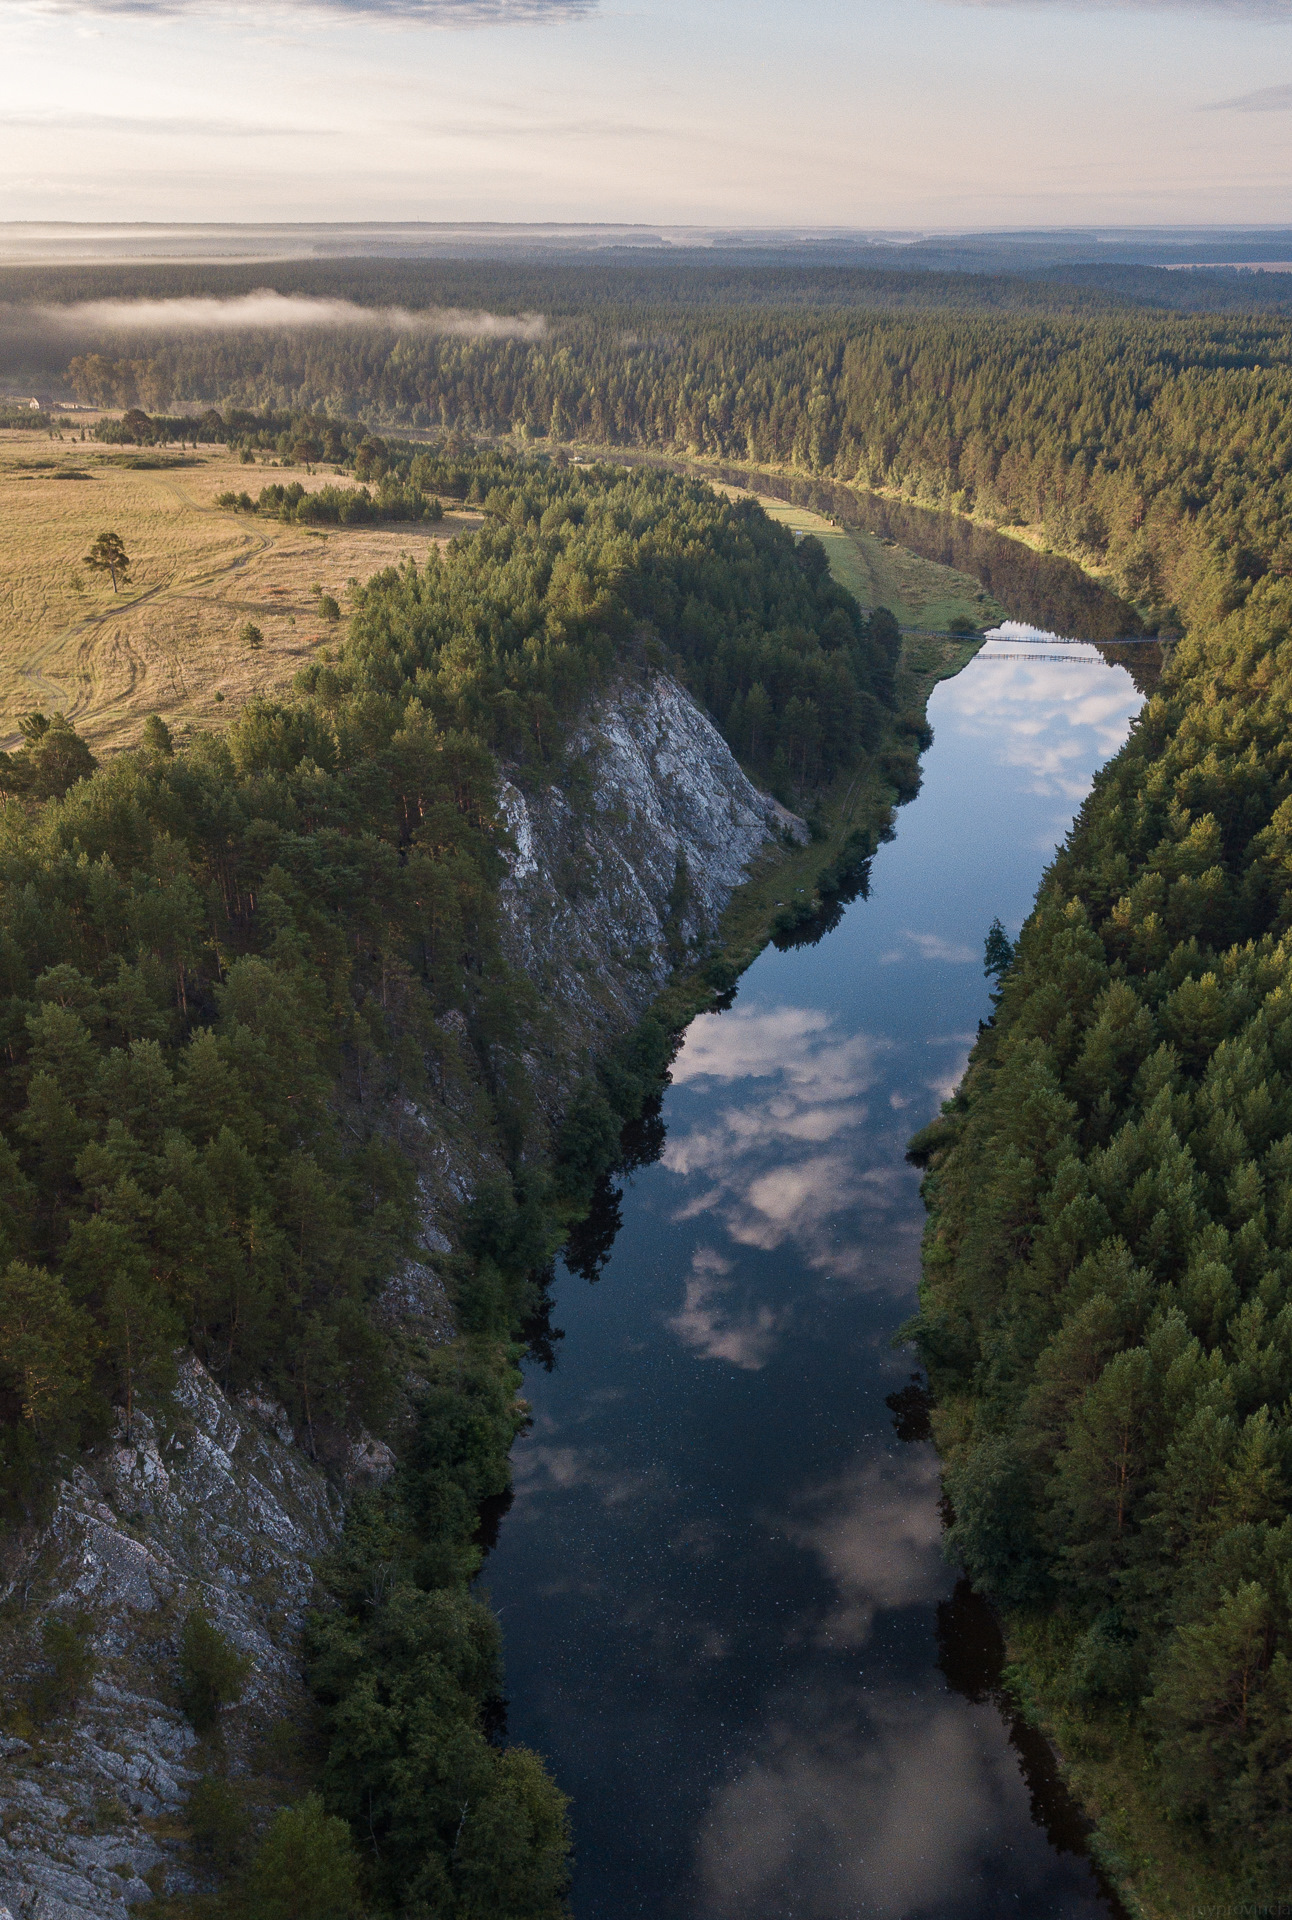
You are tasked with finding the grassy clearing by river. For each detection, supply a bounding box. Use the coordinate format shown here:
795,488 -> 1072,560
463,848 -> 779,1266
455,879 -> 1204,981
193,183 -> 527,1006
694,483 -> 1007,633
763,503 -> 1000,630
0,427 -> 478,754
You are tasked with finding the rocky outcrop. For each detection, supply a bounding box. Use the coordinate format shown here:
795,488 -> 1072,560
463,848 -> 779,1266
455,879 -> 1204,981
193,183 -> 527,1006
498,670 -> 805,1048
0,1360 -> 344,1919
0,668 -> 799,1916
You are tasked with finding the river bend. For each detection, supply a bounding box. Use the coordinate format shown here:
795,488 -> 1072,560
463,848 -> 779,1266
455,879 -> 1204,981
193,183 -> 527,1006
485,629 -> 1145,1919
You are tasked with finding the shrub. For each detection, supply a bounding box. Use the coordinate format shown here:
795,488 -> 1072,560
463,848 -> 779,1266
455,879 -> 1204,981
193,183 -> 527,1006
186,1773 -> 249,1868
243,1794 -> 361,1920
30,1611 -> 96,1724
178,1608 -> 252,1733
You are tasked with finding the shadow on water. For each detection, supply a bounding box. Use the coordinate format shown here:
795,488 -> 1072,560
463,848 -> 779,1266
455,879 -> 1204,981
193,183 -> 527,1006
881,1377 -> 1133,1919
700,463 -> 1147,643
934,1582 -> 1130,1920
556,1089 -> 669,1288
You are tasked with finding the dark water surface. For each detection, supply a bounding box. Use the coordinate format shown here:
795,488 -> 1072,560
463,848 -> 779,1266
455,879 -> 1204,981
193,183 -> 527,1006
484,636 -> 1145,1919
700,465 -> 1152,648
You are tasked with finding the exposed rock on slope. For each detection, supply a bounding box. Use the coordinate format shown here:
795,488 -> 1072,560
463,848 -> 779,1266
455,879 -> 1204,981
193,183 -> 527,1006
499,671 -> 805,1046
0,668 -> 799,1917
0,1361 -> 343,1920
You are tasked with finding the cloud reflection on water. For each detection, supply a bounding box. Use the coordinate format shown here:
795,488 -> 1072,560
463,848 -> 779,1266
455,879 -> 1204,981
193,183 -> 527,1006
509,1427 -> 659,1510
950,650 -> 1141,809
697,1679 -> 1062,1920
662,1005 -> 899,1298
666,1246 -> 789,1370
782,1451 -> 948,1648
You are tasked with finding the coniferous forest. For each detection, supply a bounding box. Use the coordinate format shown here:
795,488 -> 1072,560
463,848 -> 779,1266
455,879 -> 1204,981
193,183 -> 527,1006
909,571 -> 1292,1892
21,262 -> 1292,637
11,256 -> 1292,1908
0,451 -> 899,1916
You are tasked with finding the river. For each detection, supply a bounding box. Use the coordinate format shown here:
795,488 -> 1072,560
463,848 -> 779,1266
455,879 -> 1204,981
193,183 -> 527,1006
484,628 -> 1147,1919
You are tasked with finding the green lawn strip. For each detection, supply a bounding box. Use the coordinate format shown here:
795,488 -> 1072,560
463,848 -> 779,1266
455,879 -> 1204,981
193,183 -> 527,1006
722,489 -> 1004,633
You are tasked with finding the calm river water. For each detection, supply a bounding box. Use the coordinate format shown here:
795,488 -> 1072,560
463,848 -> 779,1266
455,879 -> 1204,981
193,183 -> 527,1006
485,630 -> 1146,1919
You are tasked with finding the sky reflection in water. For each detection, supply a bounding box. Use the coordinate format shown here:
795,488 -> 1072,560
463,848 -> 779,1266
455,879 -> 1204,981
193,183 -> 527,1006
484,640 -> 1144,1919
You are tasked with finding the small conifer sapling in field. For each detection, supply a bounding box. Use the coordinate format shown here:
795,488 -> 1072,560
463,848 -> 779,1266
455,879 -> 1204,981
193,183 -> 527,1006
141,713 -> 173,756
83,530 -> 130,592
240,621 -> 264,651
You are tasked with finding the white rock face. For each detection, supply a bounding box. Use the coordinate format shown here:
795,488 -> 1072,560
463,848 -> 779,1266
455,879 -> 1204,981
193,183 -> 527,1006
499,671 -> 805,1048
0,668 -> 802,1914
0,1359 -> 343,1918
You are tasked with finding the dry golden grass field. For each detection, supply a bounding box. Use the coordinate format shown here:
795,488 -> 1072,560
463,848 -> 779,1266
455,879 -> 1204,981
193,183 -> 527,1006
0,426 -> 480,755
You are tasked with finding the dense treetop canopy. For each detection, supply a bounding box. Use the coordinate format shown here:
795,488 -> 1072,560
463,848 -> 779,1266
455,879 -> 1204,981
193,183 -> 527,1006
910,572 -> 1292,1890
62,300 -> 1292,637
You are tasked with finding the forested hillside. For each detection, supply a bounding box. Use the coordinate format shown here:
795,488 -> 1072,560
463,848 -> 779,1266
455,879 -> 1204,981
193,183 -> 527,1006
908,572 -> 1292,1895
53,300 -> 1292,638
0,451 -> 899,1916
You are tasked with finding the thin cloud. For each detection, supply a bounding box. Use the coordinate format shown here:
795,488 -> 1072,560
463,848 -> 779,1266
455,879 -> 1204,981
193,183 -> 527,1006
2,111 -> 332,137
27,292 -> 546,337
25,0 -> 594,17
945,0 -> 1292,11
1204,80 -> 1292,107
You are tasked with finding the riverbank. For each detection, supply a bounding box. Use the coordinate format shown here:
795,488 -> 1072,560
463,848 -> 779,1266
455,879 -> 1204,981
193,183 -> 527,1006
459,429 -> 1150,644
1001,1614 -> 1246,1920
484,616 -> 1146,1918
911,581 -> 1292,1915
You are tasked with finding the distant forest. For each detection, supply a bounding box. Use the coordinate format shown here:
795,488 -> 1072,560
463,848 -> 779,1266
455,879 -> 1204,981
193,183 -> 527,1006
12,260 -> 1292,637
6,250 -> 1292,315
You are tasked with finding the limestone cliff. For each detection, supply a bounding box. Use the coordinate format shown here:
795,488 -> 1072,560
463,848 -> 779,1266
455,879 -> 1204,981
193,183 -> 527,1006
0,669 -> 801,1919
0,1362 -> 348,1920
498,670 -> 806,1048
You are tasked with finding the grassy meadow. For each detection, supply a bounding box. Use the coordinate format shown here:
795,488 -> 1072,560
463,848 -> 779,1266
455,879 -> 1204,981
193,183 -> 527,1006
0,425 -> 478,754
716,489 -> 1006,633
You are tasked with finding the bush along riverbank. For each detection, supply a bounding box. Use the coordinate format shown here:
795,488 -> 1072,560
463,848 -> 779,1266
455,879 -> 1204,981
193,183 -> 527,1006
0,449 -> 935,1919
908,574 -> 1292,1918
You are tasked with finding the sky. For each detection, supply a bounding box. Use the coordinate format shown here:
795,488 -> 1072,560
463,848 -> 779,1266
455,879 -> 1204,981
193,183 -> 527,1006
4,0 -> 1292,228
